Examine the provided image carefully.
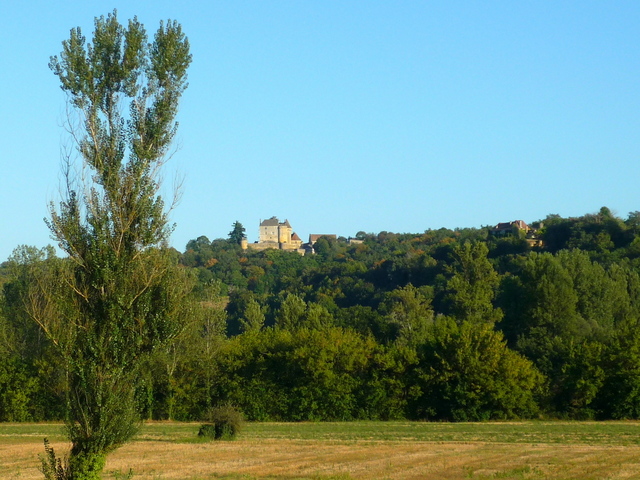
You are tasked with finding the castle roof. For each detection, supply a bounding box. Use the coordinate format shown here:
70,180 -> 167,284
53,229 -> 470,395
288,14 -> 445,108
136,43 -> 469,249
492,220 -> 529,232
260,216 -> 280,226
260,217 -> 292,228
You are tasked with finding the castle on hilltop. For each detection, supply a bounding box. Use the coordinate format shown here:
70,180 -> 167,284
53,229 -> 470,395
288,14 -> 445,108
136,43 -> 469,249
242,217 -> 305,253
242,217 -> 336,255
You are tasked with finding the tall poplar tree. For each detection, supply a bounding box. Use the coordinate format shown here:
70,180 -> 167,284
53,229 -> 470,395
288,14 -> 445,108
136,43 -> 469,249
34,11 -> 193,479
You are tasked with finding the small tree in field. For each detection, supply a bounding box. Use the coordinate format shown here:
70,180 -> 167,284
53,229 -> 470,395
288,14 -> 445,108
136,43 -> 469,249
30,11 -> 192,480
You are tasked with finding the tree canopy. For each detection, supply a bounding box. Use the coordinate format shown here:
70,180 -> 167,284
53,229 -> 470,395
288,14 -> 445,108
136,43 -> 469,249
26,11 -> 193,480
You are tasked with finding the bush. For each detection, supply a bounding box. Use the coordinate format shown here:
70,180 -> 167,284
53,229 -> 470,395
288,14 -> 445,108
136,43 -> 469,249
198,405 -> 244,440
197,424 -> 217,438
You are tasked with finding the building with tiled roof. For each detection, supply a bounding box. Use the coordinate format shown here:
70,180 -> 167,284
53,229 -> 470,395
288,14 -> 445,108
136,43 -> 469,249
243,217 -> 304,253
490,219 -> 544,248
491,220 -> 529,236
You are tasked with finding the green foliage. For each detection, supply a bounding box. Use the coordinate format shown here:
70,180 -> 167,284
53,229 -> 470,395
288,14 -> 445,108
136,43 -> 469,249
239,298 -> 265,333
499,252 -> 587,354
213,328 -> 384,421
275,293 -> 334,331
196,423 -> 217,438
358,344 -> 418,420
228,221 -> 246,245
1,246 -> 58,363
9,204 -> 640,423
541,208 -> 632,260
1,248 -> 67,421
596,319 -> 640,419
26,10 -> 193,480
275,293 -> 307,330
40,438 -> 71,480
553,340 -> 605,419
381,284 -> 433,346
169,210 -> 640,421
446,241 -> 503,324
144,280 -> 227,421
412,319 -> 544,421
0,357 -> 39,421
199,405 -> 244,440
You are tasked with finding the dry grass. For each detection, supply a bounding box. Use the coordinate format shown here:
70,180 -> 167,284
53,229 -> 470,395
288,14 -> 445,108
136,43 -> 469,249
4,423 -> 640,480
104,439 -> 640,479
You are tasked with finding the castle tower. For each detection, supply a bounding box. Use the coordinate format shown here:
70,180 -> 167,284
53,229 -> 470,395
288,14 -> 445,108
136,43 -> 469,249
278,220 -> 292,245
259,217 -> 280,243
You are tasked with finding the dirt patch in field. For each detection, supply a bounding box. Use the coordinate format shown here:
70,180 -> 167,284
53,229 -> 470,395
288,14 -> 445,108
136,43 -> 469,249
5,439 -> 640,479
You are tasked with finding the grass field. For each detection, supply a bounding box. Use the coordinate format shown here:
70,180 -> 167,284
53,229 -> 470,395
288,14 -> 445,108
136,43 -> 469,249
3,421 -> 640,479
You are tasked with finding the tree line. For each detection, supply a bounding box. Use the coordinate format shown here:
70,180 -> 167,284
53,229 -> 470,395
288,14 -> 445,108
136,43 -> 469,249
3,207 -> 640,423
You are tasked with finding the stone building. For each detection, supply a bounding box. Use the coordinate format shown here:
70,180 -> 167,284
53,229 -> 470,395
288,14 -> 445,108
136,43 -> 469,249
490,219 -> 544,248
243,217 -> 304,253
490,220 -> 530,236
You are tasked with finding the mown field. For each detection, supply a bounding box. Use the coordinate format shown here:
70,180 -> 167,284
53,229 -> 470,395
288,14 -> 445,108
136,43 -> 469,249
3,421 -> 640,479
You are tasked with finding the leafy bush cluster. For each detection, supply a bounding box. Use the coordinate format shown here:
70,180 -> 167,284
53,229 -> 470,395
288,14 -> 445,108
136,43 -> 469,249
198,405 -> 244,440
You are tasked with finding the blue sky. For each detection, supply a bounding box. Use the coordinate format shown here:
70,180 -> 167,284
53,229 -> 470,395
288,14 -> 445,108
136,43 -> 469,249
1,1 -> 639,261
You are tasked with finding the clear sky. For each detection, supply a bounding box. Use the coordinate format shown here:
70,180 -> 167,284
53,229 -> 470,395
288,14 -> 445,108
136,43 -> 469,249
1,1 -> 639,261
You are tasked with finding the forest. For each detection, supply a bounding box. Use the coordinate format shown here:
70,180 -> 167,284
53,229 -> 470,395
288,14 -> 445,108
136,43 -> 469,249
2,206 -> 640,423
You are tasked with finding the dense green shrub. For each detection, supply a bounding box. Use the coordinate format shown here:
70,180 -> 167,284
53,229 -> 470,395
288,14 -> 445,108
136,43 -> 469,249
199,405 -> 244,440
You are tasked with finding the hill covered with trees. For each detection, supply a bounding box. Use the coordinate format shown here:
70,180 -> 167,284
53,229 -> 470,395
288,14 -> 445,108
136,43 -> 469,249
3,207 -> 640,422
